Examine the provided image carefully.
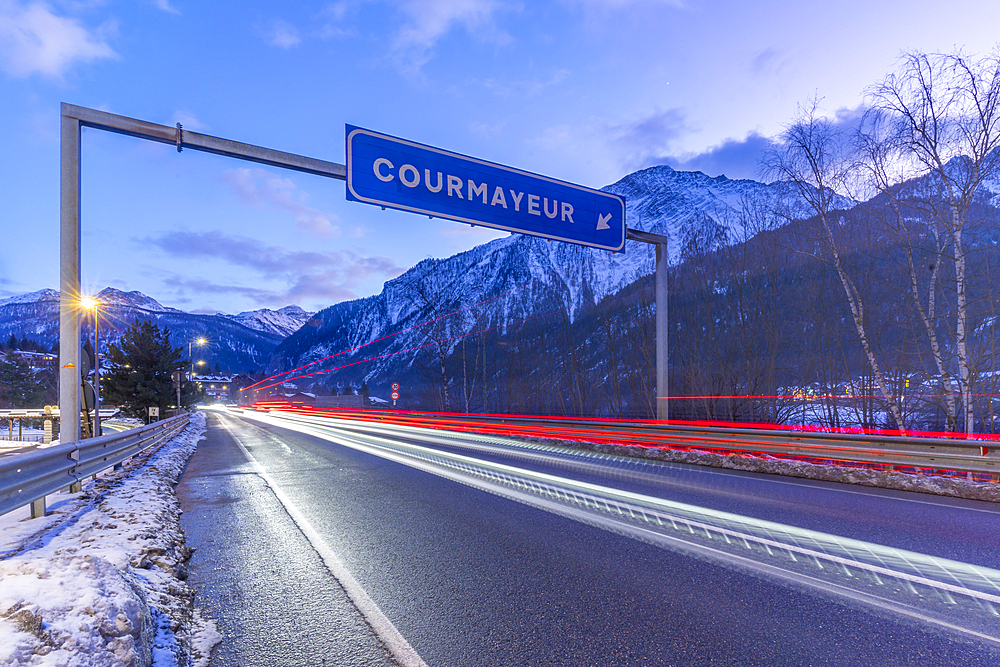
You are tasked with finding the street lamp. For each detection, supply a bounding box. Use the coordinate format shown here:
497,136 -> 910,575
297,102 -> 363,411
188,337 -> 207,381
80,296 -> 101,437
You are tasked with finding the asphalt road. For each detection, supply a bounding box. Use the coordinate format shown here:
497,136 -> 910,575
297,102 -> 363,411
178,410 -> 1000,666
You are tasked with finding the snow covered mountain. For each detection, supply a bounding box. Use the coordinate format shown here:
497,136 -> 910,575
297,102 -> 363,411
91,287 -> 183,314
0,288 -> 307,372
268,166 -> 833,382
223,305 -> 316,338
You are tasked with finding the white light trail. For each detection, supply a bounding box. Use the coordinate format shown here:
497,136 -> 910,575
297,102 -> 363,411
236,409 -> 1000,646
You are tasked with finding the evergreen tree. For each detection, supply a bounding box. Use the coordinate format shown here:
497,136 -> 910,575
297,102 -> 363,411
5,334 -> 16,350
360,382 -> 370,403
101,321 -> 184,418
0,355 -> 54,408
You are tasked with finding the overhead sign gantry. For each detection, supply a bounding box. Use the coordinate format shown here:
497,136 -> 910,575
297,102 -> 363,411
58,106 -> 669,440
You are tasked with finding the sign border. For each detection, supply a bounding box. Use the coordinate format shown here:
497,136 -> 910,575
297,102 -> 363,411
346,125 -> 625,252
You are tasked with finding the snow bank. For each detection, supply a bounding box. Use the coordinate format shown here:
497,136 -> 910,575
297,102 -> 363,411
0,555 -> 153,667
0,412 -> 219,667
559,438 -> 1000,503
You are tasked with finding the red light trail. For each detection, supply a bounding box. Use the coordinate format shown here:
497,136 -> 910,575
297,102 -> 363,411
240,403 -> 999,480
249,307 -> 562,393
242,283 -> 536,393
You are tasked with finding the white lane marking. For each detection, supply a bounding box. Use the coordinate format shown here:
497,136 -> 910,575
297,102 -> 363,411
262,410 -> 1000,516
217,416 -> 428,667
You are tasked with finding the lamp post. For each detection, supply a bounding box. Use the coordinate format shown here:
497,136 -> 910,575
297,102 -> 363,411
80,296 -> 101,437
188,337 -> 207,381
186,337 -> 207,411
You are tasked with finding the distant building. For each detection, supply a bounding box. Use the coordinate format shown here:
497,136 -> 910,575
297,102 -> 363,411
314,394 -> 365,409
263,391 -> 316,404
193,374 -> 234,402
9,350 -> 57,369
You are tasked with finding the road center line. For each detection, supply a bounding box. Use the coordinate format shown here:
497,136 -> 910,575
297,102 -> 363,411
217,416 -> 428,667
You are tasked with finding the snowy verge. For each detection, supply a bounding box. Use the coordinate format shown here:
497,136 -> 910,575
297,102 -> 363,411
540,437 -> 1000,503
0,411 -> 220,667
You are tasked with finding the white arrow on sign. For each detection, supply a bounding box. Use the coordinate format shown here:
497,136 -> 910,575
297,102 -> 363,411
596,212 -> 612,230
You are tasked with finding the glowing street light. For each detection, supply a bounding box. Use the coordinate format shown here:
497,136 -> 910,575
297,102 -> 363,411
80,296 -> 101,437
188,337 -> 207,380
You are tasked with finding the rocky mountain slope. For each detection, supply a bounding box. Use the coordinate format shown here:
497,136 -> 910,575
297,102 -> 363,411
266,166 -> 836,385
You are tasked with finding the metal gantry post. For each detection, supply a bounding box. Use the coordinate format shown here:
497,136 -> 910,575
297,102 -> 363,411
625,228 -> 670,422
59,108 -> 82,445
656,241 -> 668,422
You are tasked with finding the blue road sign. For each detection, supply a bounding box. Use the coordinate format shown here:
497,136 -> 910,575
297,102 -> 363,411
346,125 -> 625,252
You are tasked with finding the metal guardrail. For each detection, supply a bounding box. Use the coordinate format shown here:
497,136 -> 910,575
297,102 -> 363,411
249,405 -> 1000,478
0,414 -> 190,518
468,417 -> 1000,477
0,408 -> 117,418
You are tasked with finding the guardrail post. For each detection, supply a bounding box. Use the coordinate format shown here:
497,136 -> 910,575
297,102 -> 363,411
30,497 -> 45,518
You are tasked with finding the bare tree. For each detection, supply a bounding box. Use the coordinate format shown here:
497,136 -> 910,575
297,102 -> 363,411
763,99 -> 907,431
859,49 -> 1000,433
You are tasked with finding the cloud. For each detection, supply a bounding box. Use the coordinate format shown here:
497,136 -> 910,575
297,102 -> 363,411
147,231 -> 407,308
751,47 -> 786,77
171,110 -> 206,131
566,0 -> 685,9
0,1 -> 117,78
474,68 -> 571,99
149,231 -> 340,276
655,106 -> 867,182
527,123 -> 574,151
608,108 -> 688,171
222,167 -> 340,238
468,119 -> 507,139
151,0 -> 180,15
664,133 -> 776,181
317,2 -> 359,40
263,18 -> 301,48
390,0 -> 510,74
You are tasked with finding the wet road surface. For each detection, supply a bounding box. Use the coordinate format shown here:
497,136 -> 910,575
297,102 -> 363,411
178,409 -> 1000,666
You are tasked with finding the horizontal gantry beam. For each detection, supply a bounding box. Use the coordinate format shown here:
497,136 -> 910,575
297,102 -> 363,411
62,103 -> 347,180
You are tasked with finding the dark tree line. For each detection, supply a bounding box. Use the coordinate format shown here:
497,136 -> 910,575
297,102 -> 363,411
0,355 -> 55,408
102,321 -> 202,417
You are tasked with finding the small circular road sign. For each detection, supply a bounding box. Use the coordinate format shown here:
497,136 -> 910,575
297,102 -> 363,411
391,382 -> 400,392
390,391 -> 400,401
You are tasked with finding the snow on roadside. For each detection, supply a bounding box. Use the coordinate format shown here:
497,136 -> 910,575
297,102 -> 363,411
0,411 -> 220,667
557,438 -> 1000,503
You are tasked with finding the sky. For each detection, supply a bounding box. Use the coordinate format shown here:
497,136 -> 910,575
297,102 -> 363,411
2,0 -> 1000,316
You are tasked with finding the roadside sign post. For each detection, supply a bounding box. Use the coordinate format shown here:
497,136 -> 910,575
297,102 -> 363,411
172,370 -> 185,413
391,383 -> 400,407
